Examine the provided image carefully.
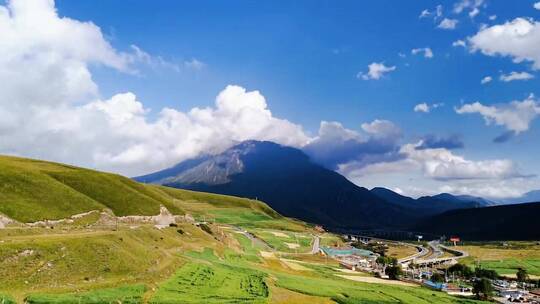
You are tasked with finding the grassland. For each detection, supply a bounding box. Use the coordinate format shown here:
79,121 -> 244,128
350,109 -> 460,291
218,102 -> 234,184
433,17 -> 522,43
456,242 -> 540,277
0,155 -> 183,222
386,243 -> 419,260
0,155 -> 492,303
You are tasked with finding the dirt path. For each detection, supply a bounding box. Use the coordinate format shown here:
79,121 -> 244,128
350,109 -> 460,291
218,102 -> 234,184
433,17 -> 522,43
337,275 -> 418,287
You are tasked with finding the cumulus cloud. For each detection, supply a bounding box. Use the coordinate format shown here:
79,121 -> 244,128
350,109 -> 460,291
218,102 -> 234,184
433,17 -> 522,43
438,18 -> 459,30
339,141 -> 531,199
415,134 -> 464,150
402,142 -> 522,181
481,76 -> 492,84
358,62 -> 396,80
303,120 -> 402,170
0,0 -> 309,176
414,103 -> 430,113
499,71 -> 534,82
489,15 -> 497,21
468,18 -> 540,70
414,102 -> 443,113
452,40 -> 467,48
535,2 -> 540,10
411,47 -> 434,58
455,95 -> 540,134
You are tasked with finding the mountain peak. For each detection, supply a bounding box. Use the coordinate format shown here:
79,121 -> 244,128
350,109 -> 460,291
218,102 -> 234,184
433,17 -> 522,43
135,140 -> 416,230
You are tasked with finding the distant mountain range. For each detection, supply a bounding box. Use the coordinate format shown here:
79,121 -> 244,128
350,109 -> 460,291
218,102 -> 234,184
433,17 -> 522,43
499,190 -> 540,205
135,140 -> 497,230
415,202 -> 540,240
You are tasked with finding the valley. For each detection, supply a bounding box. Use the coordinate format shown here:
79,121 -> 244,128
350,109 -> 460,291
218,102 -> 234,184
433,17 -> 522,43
0,155 -> 494,303
0,155 -> 538,303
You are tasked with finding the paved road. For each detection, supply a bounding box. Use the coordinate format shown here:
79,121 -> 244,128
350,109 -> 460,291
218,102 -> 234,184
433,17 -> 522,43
414,241 -> 469,266
426,240 -> 444,259
398,244 -> 430,263
310,235 -> 320,254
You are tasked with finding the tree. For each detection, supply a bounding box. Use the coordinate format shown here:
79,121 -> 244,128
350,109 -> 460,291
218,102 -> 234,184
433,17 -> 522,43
431,272 -> 445,283
376,256 -> 395,266
386,264 -> 403,280
475,267 -> 498,280
473,278 -> 493,300
448,263 -> 473,279
516,268 -> 529,282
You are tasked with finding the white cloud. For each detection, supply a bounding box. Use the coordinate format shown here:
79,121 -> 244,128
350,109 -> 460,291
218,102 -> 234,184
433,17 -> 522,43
303,120 -> 403,170
468,18 -> 540,70
414,103 -> 430,113
469,7 -> 480,18
452,40 -> 467,48
360,120 -> 401,139
489,15 -> 497,21
438,18 -> 459,30
419,9 -> 431,19
499,71 -> 535,82
414,102 -> 443,113
411,47 -> 434,58
535,2 -> 540,10
358,62 -> 396,80
129,45 -> 181,72
339,141 -> 533,199
455,95 -> 540,134
453,0 -> 484,15
401,142 -> 522,181
0,0 -> 309,176
480,76 -> 492,84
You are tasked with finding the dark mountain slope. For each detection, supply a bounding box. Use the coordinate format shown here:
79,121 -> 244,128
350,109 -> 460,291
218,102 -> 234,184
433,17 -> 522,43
136,141 -> 419,230
415,202 -> 540,240
370,188 -> 494,216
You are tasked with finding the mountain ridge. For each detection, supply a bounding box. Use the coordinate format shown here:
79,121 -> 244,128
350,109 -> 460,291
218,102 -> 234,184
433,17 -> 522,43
136,140 -> 495,230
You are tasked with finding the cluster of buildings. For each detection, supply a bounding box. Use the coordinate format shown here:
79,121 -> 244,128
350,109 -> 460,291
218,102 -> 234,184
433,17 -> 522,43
320,246 -> 377,272
493,280 -> 540,303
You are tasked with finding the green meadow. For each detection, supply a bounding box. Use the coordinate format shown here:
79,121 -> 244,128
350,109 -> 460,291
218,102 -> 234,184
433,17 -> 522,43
0,155 -> 490,303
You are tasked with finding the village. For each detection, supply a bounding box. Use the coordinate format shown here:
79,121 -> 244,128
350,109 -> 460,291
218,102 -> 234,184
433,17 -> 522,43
318,234 -> 540,304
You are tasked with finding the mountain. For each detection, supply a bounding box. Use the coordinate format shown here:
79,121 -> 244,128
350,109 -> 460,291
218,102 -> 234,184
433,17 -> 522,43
370,188 -> 494,216
136,141 -> 422,230
415,202 -> 540,240
500,190 -> 540,205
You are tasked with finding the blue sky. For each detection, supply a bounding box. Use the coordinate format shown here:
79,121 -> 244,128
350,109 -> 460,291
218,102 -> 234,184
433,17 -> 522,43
1,0 -> 540,199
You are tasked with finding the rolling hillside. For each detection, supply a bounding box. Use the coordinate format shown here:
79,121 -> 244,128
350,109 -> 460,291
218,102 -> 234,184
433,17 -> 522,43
0,154 -> 485,304
0,155 -> 279,224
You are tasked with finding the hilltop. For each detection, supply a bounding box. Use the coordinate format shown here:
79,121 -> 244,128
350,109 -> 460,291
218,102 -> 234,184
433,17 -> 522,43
0,155 -> 279,225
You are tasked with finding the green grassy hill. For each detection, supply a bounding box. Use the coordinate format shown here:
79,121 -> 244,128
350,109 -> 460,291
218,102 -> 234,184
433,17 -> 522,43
0,155 -> 488,303
0,155 -> 280,224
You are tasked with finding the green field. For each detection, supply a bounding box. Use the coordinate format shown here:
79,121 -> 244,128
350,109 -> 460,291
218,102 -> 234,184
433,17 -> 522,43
0,155 -> 492,303
25,285 -> 146,304
150,262 -> 268,303
456,242 -> 540,277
